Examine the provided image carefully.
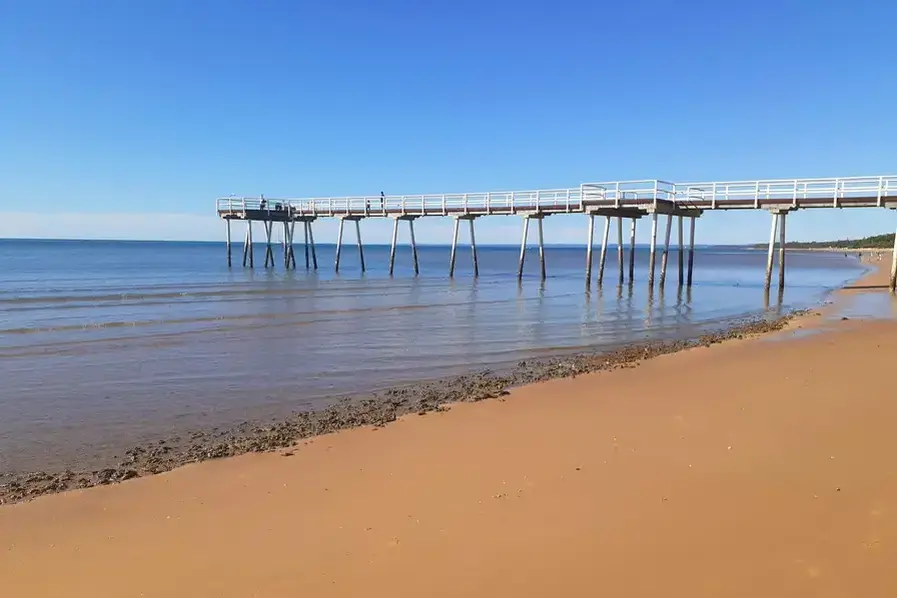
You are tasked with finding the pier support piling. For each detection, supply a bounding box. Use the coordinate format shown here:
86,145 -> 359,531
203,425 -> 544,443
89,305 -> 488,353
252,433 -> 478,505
616,216 -> 624,285
890,223 -> 897,292
628,218 -> 637,283
409,218 -> 419,276
659,215 -> 673,287
687,217 -> 696,286
517,217 -> 530,279
585,215 -> 595,286
537,217 -> 546,280
449,218 -> 460,277
263,220 -> 274,268
469,218 -> 479,277
288,222 -> 297,269
225,220 -> 232,267
648,212 -> 658,287
242,222 -> 252,267
677,216 -> 684,287
303,221 -> 310,269
764,211 -> 778,291
778,211 -> 787,289
355,219 -> 366,273
307,221 -> 317,270
597,216 -> 610,285
389,218 -> 400,275
335,219 -> 345,272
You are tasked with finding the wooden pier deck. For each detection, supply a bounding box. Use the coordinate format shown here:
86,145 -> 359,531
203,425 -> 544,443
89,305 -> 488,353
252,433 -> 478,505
216,176 -> 897,292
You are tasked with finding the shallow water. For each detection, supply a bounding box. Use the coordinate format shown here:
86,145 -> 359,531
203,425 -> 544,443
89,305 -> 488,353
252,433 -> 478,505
0,239 -> 866,472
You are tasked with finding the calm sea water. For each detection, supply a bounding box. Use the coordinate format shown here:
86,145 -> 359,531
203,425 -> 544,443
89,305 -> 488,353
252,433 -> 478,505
0,239 -> 868,472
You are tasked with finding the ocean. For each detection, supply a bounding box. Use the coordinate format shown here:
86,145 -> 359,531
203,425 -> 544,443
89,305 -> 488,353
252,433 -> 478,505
0,238 -> 868,473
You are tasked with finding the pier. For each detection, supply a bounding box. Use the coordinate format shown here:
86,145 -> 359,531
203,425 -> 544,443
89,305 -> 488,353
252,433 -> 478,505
217,176 -> 897,292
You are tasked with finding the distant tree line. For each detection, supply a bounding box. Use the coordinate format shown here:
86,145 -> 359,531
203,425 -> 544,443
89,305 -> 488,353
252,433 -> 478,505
752,232 -> 895,249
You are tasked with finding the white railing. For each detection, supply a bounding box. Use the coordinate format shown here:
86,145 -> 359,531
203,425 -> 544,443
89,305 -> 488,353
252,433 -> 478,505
216,175 -> 897,217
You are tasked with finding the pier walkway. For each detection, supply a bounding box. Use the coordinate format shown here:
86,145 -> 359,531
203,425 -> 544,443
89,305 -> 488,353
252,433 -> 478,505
216,176 -> 897,292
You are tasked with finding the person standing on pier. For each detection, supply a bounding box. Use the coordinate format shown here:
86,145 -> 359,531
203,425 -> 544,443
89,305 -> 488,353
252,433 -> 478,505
380,191 -> 385,211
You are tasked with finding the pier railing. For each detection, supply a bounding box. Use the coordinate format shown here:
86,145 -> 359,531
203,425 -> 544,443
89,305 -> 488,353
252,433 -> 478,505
217,175 -> 897,219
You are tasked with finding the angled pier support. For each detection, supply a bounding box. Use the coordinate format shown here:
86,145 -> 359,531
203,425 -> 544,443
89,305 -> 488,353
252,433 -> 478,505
659,215 -> 673,287
389,216 -> 419,276
306,220 -> 318,270
242,221 -> 254,268
597,216 -> 611,285
283,221 -> 295,269
517,214 -> 546,280
628,218 -> 637,283
356,219 -> 366,273
687,217 -> 696,286
764,210 -> 790,290
764,212 -> 778,291
450,216 -> 479,277
335,216 -> 365,273
262,220 -> 275,268
778,211 -> 787,289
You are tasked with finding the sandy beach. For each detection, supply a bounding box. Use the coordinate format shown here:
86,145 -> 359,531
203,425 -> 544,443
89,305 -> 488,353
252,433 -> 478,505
2,258 -> 897,597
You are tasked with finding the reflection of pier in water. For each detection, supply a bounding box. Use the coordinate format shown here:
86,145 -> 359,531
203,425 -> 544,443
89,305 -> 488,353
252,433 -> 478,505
217,176 -> 897,293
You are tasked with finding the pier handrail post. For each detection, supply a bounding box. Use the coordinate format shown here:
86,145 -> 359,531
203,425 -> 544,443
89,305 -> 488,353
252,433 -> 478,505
764,211 -> 778,291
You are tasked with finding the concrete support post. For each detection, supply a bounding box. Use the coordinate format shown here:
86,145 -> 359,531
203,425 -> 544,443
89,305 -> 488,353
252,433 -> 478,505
307,221 -> 317,270
389,218 -> 399,275
242,222 -> 253,267
687,217 -> 696,286
334,219 -> 344,272
449,218 -> 460,277
263,221 -> 274,268
677,216 -> 684,287
225,219 -> 232,267
628,218 -> 637,283
764,212 -> 778,291
517,217 -> 530,279
585,214 -> 595,286
409,218 -> 419,276
778,212 -> 787,289
616,216 -> 624,285
647,212 -> 658,287
537,217 -> 546,280
659,215 -> 673,287
355,219 -> 366,273
287,222 -> 297,269
303,220 -> 310,269
469,218 -> 479,277
597,216 -> 610,286
890,223 -> 897,292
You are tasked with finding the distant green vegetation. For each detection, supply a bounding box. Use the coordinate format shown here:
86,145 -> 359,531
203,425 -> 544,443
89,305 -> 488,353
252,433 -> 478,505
752,233 -> 895,250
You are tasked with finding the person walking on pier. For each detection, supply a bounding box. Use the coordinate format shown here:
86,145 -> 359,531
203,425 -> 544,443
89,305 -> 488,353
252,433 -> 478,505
380,191 -> 385,211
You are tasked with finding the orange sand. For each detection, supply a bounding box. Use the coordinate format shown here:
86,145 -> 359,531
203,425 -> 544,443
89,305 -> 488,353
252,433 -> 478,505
2,264 -> 897,597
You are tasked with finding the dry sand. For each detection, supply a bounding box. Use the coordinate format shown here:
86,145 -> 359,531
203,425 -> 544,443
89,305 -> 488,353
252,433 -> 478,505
2,261 -> 897,597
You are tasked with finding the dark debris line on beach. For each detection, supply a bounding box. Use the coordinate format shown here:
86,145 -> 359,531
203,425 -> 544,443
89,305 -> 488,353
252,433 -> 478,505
0,311 -> 809,505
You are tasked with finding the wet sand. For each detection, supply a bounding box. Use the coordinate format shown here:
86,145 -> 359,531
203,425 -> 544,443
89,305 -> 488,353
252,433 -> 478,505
2,262 -> 897,597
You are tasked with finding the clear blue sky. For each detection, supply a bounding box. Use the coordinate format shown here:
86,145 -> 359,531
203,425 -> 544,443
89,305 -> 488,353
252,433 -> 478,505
2,0 -> 896,244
